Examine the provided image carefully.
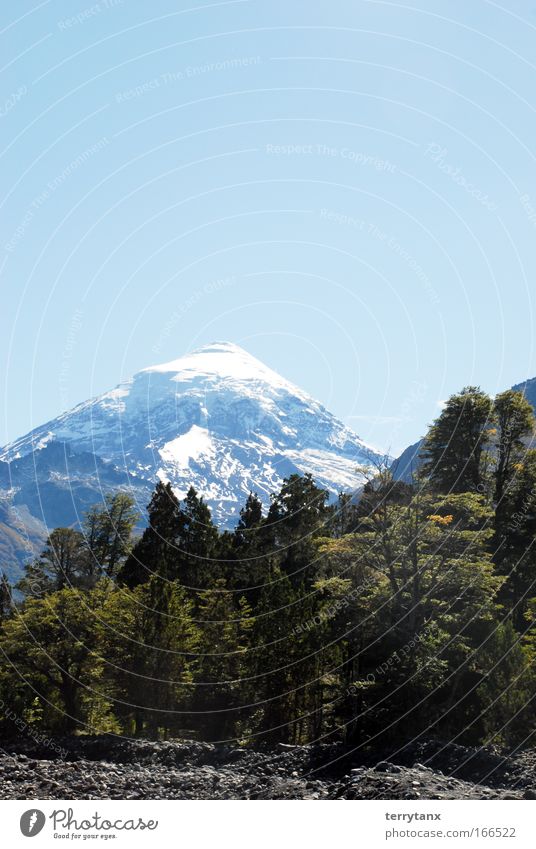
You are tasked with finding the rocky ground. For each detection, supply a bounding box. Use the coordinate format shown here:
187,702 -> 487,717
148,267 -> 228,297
1,736 -> 536,799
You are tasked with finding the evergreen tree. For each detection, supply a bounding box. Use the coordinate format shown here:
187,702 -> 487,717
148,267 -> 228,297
2,465 -> 536,750
17,527 -> 87,597
117,482 -> 181,588
190,578 -> 254,741
326,489 -> 506,744
234,492 -> 263,547
422,386 -> 493,494
354,471 -> 413,526
493,389 -> 535,531
229,492 -> 265,600
0,573 -> 12,622
84,493 -> 138,579
100,577 -> 198,737
265,474 -> 329,588
176,486 -> 219,591
495,449 -> 536,630
330,492 -> 360,537
250,565 -> 301,743
477,620 -> 533,746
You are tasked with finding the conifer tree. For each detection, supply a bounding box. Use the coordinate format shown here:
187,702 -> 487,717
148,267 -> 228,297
229,492 -> 265,600
117,482 -> 182,588
265,474 -> 329,588
136,576 -> 198,737
251,565 -> 299,743
234,492 -> 263,547
176,486 -> 219,591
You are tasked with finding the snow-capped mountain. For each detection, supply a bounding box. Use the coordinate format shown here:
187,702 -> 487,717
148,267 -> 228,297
0,342 -> 383,578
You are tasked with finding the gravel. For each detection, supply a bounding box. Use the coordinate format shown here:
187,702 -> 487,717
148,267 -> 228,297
1,736 -> 535,800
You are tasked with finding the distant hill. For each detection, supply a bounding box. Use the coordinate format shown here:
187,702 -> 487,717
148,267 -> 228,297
512,376 -> 536,409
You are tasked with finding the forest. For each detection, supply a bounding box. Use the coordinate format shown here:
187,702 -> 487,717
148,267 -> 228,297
1,385 -> 536,750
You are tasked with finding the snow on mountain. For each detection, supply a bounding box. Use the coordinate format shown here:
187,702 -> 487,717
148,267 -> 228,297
0,342 -> 384,577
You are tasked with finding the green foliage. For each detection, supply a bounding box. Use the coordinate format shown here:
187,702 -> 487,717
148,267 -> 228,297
0,583 -> 109,732
84,493 -> 138,580
189,579 -> 254,741
176,486 -> 220,592
17,527 -> 88,597
117,482 -> 182,588
476,620 -> 533,746
97,577 -> 198,737
493,389 -> 535,507
17,495 -> 138,598
317,486 -> 508,744
1,426 -> 536,750
495,449 -> 536,629
422,386 -> 494,494
265,473 -> 329,588
0,572 -> 12,621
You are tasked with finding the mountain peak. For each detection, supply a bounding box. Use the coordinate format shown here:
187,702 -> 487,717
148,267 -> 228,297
196,341 -> 247,354
140,341 -> 302,395
142,340 -> 251,371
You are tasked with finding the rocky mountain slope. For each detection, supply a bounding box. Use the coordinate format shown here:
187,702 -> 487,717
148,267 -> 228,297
0,342 -> 382,579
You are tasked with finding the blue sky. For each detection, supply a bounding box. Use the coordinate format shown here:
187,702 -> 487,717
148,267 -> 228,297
1,0 -> 536,455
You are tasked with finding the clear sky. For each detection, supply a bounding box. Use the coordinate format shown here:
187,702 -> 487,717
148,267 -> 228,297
1,0 -> 536,456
